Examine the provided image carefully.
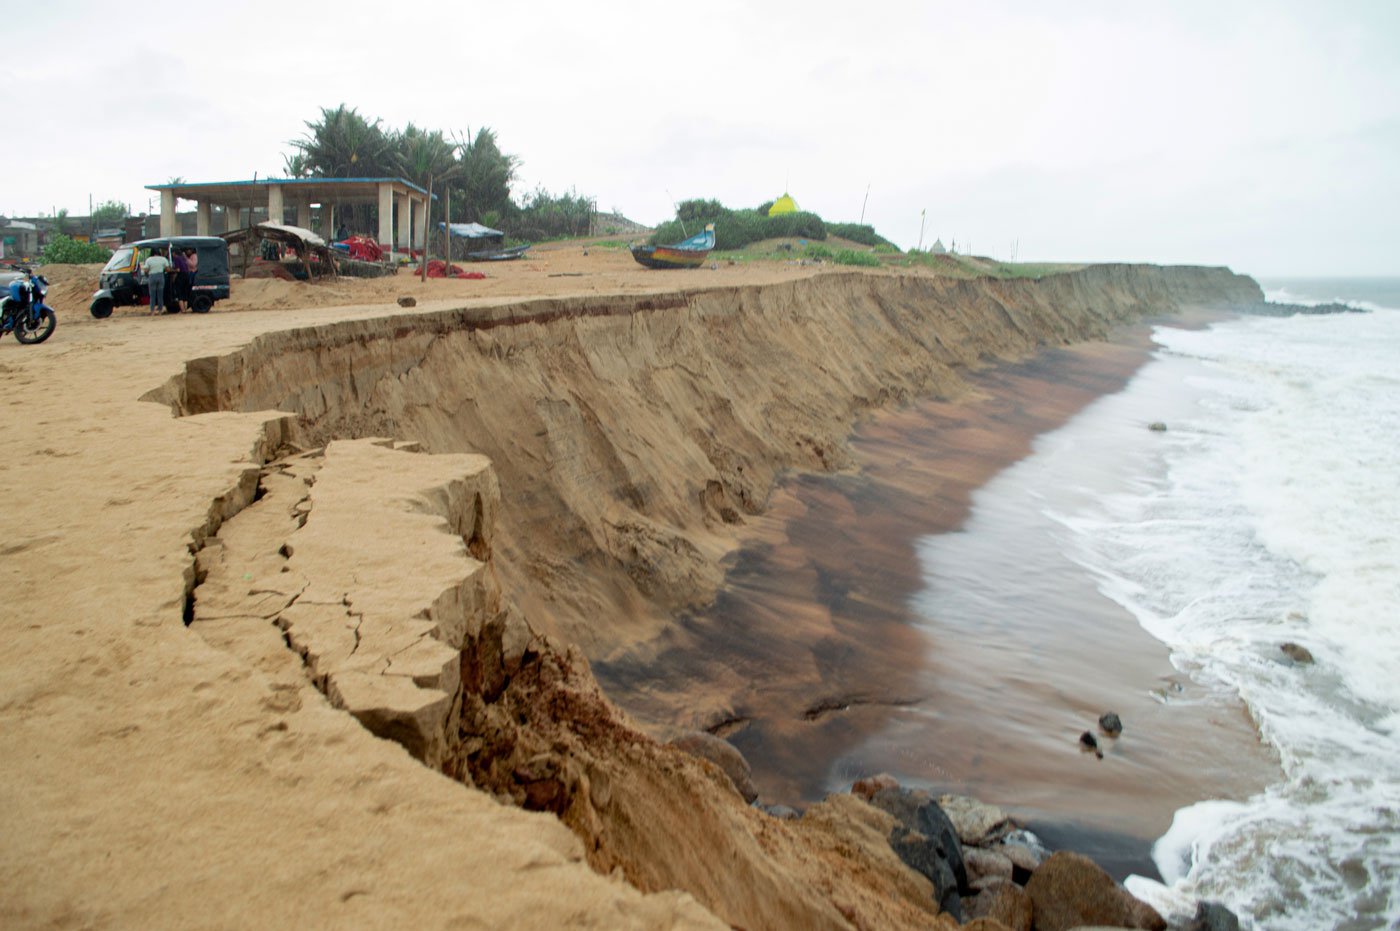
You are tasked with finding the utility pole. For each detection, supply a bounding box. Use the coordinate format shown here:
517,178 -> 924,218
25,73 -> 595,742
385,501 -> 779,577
420,174 -> 434,283
917,208 -> 926,252
859,183 -> 870,225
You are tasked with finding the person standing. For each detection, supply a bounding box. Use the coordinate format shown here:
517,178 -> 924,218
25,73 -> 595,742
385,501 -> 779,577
142,248 -> 170,315
169,247 -> 189,312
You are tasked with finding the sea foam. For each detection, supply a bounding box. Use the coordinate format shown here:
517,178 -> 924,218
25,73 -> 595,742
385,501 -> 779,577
1057,303 -> 1400,928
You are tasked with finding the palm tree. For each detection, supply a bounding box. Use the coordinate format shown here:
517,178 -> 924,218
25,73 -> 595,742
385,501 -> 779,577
456,127 -> 519,223
291,104 -> 394,178
282,152 -> 312,179
393,124 -> 459,189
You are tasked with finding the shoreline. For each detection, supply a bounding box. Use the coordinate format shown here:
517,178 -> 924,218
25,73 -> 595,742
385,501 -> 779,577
600,309 -> 1279,877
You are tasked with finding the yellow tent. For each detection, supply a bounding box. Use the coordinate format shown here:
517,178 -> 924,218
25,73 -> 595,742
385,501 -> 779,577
768,193 -> 798,215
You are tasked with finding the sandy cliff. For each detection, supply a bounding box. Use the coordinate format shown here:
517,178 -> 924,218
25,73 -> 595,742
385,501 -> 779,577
0,261 -> 1258,929
155,264 -> 1259,666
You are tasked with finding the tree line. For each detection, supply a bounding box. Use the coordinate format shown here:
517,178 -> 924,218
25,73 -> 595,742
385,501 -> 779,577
284,105 -> 595,241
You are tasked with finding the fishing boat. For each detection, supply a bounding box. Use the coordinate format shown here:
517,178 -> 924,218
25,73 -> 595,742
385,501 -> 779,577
629,223 -> 715,269
441,222 -> 529,262
465,243 -> 531,262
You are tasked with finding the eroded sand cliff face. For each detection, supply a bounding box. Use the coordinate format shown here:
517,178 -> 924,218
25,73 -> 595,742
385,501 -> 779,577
159,264 -> 1260,665
1,262 -> 1258,930
169,265 -> 1256,927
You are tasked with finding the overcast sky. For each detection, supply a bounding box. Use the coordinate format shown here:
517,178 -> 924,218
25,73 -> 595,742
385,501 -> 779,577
7,0 -> 1397,275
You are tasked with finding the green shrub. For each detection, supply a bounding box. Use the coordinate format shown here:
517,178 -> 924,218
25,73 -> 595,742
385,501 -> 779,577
805,244 -> 834,260
505,187 -> 596,241
677,199 -> 726,223
833,249 -> 881,268
41,235 -> 111,264
651,200 -> 827,250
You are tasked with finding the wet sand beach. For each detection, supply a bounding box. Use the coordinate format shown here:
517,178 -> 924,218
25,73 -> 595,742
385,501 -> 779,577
599,315 -> 1279,878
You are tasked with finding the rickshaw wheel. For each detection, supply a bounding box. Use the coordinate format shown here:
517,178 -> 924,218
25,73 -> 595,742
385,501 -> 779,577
190,294 -> 214,314
90,297 -> 114,319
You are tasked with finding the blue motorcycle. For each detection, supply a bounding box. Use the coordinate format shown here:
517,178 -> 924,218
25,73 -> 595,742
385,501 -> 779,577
1,267 -> 57,344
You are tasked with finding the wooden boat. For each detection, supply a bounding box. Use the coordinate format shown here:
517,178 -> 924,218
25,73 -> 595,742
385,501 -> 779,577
630,224 -> 715,269
465,243 -> 531,262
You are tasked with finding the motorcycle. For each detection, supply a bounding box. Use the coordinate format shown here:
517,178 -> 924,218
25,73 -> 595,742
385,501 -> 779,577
1,267 -> 57,344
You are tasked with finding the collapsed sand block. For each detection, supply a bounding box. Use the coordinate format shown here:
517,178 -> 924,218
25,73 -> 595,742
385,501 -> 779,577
268,439 -> 505,768
327,671 -> 453,766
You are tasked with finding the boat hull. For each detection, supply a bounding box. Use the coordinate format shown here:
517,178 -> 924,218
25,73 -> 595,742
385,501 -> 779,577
630,244 -> 709,269
465,244 -> 530,262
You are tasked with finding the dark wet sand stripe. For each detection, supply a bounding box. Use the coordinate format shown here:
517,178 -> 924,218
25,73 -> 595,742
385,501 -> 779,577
598,315 -> 1276,875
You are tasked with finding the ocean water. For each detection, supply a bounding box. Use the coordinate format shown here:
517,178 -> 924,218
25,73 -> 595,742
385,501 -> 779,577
1045,280 -> 1400,929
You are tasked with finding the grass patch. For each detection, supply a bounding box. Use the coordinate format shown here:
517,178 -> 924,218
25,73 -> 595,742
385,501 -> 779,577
826,222 -> 900,251
833,249 -> 881,268
895,251 -> 1084,279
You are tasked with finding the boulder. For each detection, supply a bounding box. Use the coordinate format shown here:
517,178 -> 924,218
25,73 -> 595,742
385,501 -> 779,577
1148,421 -> 1168,432
939,793 -> 1014,845
870,787 -> 969,890
890,826 -> 964,922
396,295 -> 416,307
964,846 -> 1015,885
967,878 -> 1033,931
1098,712 -> 1123,737
870,787 -> 968,920
1186,900 -> 1241,930
1025,851 -> 1166,931
851,772 -> 900,800
998,828 -> 1050,873
963,919 -> 1018,931
1079,731 -> 1103,758
1280,642 -> 1315,664
667,731 -> 758,802
759,803 -> 800,820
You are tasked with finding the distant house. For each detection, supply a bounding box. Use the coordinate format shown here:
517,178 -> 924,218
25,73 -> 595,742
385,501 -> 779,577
1,220 -> 39,260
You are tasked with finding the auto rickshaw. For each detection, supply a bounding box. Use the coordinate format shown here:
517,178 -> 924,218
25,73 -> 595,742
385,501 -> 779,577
89,236 -> 231,318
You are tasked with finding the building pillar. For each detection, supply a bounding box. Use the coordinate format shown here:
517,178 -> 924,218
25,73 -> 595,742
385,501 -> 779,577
296,202 -> 312,230
321,203 -> 334,239
396,192 -> 412,252
378,183 -> 394,248
224,205 -> 241,233
160,190 -> 177,237
267,184 -> 285,225
195,201 -> 212,236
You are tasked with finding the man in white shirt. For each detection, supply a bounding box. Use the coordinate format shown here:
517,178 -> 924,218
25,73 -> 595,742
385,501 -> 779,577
142,249 -> 170,314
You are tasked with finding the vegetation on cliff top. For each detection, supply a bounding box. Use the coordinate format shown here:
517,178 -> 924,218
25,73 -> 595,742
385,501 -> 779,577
649,198 -> 901,253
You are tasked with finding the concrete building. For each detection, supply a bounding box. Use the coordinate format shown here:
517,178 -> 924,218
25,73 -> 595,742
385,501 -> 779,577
144,178 -> 434,253
1,220 -> 40,260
